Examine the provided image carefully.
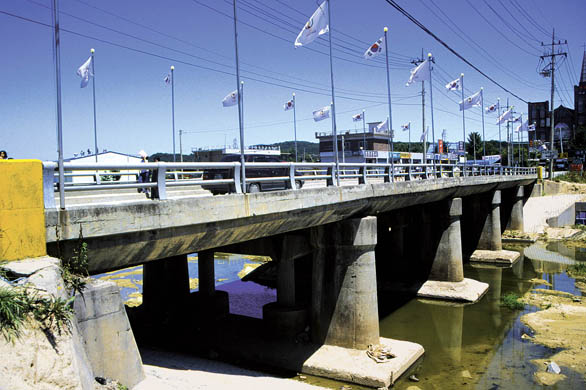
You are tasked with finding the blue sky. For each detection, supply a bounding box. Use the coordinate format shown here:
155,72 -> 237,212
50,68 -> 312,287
1,0 -> 585,160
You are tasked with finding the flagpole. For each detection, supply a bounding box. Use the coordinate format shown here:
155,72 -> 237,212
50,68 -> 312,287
326,0 -> 340,186
52,0 -> 65,209
497,98 -> 502,159
232,0 -> 246,193
460,73 -> 466,162
428,53 -> 436,176
90,48 -> 98,162
510,105 -> 515,166
383,27 -> 394,181
506,98 -> 510,165
362,110 -> 366,160
518,114 -> 522,164
170,65 -> 176,162
481,87 -> 486,158
408,122 -> 411,154
292,93 -> 298,162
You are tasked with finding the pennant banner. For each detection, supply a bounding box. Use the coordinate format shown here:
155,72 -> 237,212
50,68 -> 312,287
352,113 -> 363,121
295,1 -> 329,47
496,108 -> 512,125
420,127 -> 428,142
364,36 -> 384,60
401,122 -> 410,131
284,99 -> 294,111
375,118 -> 388,132
313,106 -> 330,122
406,59 -> 430,86
164,73 -> 171,85
76,56 -> 93,88
485,103 -> 497,113
222,90 -> 238,107
459,90 -> 482,111
445,78 -> 460,91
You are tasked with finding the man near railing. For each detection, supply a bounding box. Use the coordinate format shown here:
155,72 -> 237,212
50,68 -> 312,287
150,157 -> 161,199
138,150 -> 150,198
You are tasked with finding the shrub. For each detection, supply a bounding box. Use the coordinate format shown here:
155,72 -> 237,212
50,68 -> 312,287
501,292 -> 525,310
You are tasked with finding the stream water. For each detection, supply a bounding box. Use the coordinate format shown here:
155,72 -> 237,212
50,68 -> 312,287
95,242 -> 586,389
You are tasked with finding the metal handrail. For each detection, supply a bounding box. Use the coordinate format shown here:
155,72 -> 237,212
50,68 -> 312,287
42,160 -> 537,209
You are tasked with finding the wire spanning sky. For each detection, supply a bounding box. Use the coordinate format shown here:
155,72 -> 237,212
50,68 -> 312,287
1,0 -> 584,160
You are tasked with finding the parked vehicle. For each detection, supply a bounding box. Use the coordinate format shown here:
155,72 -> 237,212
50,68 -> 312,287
201,154 -> 304,194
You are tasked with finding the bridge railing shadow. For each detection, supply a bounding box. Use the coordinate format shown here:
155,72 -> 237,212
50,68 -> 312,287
42,160 -> 536,209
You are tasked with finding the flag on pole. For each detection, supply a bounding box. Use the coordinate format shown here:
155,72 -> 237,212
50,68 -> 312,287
485,103 -> 497,113
406,59 -> 430,86
496,108 -> 512,124
294,1 -> 328,47
375,118 -> 388,132
516,120 -> 529,132
445,78 -> 461,91
364,36 -> 384,59
222,90 -> 238,107
284,99 -> 294,111
512,115 -> 522,123
528,123 -> 536,131
420,127 -> 428,142
352,113 -> 363,121
164,73 -> 171,85
401,122 -> 410,131
459,90 -> 482,111
76,56 -> 93,88
313,106 -> 330,122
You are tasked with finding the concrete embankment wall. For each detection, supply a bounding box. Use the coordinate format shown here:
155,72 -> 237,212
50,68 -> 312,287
523,193 -> 586,232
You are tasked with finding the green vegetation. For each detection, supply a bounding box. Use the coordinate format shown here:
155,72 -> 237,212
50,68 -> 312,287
569,262 -> 586,276
501,292 -> 525,310
0,287 -> 74,342
60,227 -> 90,296
553,172 -> 586,184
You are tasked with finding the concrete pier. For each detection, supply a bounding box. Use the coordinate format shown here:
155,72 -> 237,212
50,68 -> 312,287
194,250 -> 229,322
509,186 -> 525,231
142,255 -> 189,320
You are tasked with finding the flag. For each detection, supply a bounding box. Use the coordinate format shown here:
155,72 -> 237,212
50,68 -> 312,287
496,108 -> 512,125
445,78 -> 460,91
294,1 -> 328,47
512,115 -> 522,123
284,99 -> 294,111
459,90 -> 482,111
352,113 -> 363,121
164,73 -> 171,85
375,118 -> 388,132
222,90 -> 238,107
516,120 -> 529,132
485,103 -> 497,113
76,56 -> 93,88
406,59 -> 430,86
364,36 -> 384,59
528,123 -> 536,131
401,122 -> 410,131
313,106 -> 330,122
420,127 -> 428,142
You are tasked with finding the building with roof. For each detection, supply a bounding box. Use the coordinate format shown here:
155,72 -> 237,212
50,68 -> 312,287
62,151 -> 142,184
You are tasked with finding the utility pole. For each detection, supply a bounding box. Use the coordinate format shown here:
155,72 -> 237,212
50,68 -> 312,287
539,29 -> 567,178
411,49 -> 425,164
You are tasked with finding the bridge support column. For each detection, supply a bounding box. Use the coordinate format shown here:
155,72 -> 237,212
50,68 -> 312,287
509,186 -> 524,232
142,254 -> 190,321
322,216 -> 379,349
263,234 -> 308,337
195,250 -> 229,322
417,198 -> 488,303
470,190 -> 521,265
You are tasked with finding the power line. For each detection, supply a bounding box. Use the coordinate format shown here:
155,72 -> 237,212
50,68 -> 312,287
381,0 -> 528,103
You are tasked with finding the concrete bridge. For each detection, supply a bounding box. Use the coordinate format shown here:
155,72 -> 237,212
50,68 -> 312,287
1,160 -> 537,388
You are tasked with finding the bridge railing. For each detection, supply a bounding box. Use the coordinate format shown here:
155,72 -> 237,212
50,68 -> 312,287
42,161 -> 536,208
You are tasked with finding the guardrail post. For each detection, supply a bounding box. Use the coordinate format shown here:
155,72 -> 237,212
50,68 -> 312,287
384,165 -> 391,183
327,165 -> 335,186
95,172 -> 101,185
42,164 -> 57,209
155,165 -> 167,200
406,165 -> 412,181
289,163 -> 297,189
234,163 -> 243,193
358,165 -> 367,185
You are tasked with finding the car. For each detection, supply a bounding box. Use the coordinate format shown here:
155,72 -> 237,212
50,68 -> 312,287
201,154 -> 304,194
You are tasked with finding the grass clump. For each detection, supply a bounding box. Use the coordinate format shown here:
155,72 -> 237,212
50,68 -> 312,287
60,227 -> 89,296
569,262 -> 586,277
0,287 -> 74,342
501,292 -> 525,310
553,172 -> 586,184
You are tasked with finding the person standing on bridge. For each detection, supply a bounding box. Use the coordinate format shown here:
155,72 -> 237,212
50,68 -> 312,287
138,150 -> 150,198
0,150 -> 8,160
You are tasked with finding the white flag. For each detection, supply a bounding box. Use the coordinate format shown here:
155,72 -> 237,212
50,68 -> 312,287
485,103 -> 497,113
401,122 -> 410,131
406,59 -> 430,86
222,90 -> 238,107
364,36 -> 384,59
352,113 -> 363,121
512,115 -> 522,123
459,90 -> 482,111
528,123 -> 536,131
496,108 -> 512,125
445,78 -> 460,91
313,106 -> 330,122
76,56 -> 93,88
284,99 -> 294,111
375,118 -> 389,132
420,127 -> 428,142
516,120 -> 529,132
294,1 -> 329,47
164,73 -> 171,85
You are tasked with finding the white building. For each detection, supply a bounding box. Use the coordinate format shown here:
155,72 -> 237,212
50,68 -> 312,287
63,151 -> 142,184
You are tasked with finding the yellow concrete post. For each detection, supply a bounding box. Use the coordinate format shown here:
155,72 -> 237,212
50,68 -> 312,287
0,160 -> 46,261
537,166 -> 544,180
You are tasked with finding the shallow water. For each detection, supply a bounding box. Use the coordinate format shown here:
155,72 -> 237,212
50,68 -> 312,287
95,244 -> 585,389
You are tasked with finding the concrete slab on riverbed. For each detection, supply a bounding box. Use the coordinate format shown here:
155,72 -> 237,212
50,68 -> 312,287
469,249 -> 520,266
416,278 -> 489,303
